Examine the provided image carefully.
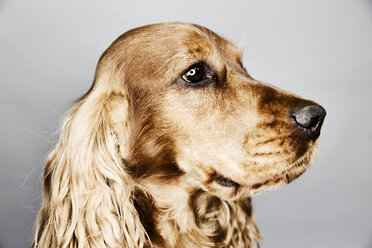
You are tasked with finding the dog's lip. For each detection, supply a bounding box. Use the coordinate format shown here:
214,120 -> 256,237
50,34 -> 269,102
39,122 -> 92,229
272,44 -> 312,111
208,148 -> 314,191
213,174 -> 240,187
248,150 -> 313,191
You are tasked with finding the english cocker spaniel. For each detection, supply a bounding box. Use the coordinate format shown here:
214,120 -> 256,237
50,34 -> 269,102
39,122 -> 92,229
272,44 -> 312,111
34,22 -> 326,248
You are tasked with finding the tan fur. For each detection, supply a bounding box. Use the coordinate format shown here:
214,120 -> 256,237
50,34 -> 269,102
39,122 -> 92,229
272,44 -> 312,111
34,22 -> 324,247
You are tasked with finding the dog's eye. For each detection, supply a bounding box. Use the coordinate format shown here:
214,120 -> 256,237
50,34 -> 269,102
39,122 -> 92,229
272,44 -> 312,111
178,62 -> 217,88
182,66 -> 205,83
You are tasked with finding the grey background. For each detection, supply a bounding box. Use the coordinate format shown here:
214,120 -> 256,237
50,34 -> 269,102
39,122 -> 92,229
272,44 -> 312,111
0,0 -> 371,247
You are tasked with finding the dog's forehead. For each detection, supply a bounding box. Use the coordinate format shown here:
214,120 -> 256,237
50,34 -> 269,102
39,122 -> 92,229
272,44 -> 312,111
120,23 -> 241,81
98,23 -> 244,92
128,22 -> 240,54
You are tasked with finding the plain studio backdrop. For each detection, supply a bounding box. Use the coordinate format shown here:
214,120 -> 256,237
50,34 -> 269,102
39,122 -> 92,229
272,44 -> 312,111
0,0 -> 371,247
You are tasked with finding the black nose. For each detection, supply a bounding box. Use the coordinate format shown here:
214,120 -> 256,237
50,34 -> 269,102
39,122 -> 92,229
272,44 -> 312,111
290,104 -> 326,141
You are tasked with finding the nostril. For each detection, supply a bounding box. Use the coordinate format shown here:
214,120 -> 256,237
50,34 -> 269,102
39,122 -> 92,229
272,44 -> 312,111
291,109 -> 319,129
309,116 -> 320,129
291,104 -> 326,140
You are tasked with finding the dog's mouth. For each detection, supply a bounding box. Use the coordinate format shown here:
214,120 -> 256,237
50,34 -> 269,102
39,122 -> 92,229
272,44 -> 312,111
213,174 -> 240,187
247,150 -> 315,195
212,149 -> 314,197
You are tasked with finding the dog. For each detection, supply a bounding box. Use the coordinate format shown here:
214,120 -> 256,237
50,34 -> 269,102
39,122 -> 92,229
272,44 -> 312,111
34,22 -> 326,248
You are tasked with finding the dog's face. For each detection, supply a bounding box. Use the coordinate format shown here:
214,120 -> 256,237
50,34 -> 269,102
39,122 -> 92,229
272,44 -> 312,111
100,23 -> 325,201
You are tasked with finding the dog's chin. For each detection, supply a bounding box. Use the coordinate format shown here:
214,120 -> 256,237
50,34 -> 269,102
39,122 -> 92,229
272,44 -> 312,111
206,148 -> 316,201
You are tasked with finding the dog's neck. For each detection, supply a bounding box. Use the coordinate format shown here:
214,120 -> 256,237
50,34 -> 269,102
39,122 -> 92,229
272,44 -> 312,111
134,176 -> 261,248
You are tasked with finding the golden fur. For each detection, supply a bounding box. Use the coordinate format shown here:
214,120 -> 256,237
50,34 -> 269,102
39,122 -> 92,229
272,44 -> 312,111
34,22 -> 325,248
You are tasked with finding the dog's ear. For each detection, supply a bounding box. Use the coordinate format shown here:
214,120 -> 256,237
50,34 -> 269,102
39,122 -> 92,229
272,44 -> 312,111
34,84 -> 147,247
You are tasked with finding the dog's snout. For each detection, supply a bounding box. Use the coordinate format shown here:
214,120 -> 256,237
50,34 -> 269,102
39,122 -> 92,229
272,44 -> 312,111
291,104 -> 326,141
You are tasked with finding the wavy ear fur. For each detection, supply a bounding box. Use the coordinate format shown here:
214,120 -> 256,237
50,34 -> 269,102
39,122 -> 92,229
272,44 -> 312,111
34,86 -> 147,247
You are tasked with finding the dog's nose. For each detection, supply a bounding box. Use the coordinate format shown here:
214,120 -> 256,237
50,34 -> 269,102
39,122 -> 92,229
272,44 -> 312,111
290,104 -> 326,141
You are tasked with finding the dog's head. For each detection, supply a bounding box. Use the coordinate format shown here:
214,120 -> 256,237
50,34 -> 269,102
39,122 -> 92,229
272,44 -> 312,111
35,22 -> 326,247
91,22 -> 326,201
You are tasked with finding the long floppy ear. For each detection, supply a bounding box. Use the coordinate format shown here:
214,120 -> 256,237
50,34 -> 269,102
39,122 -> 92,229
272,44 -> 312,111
34,85 -> 147,247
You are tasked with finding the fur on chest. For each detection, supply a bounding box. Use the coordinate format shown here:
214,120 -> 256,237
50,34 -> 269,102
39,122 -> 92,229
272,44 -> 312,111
134,189 -> 261,248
